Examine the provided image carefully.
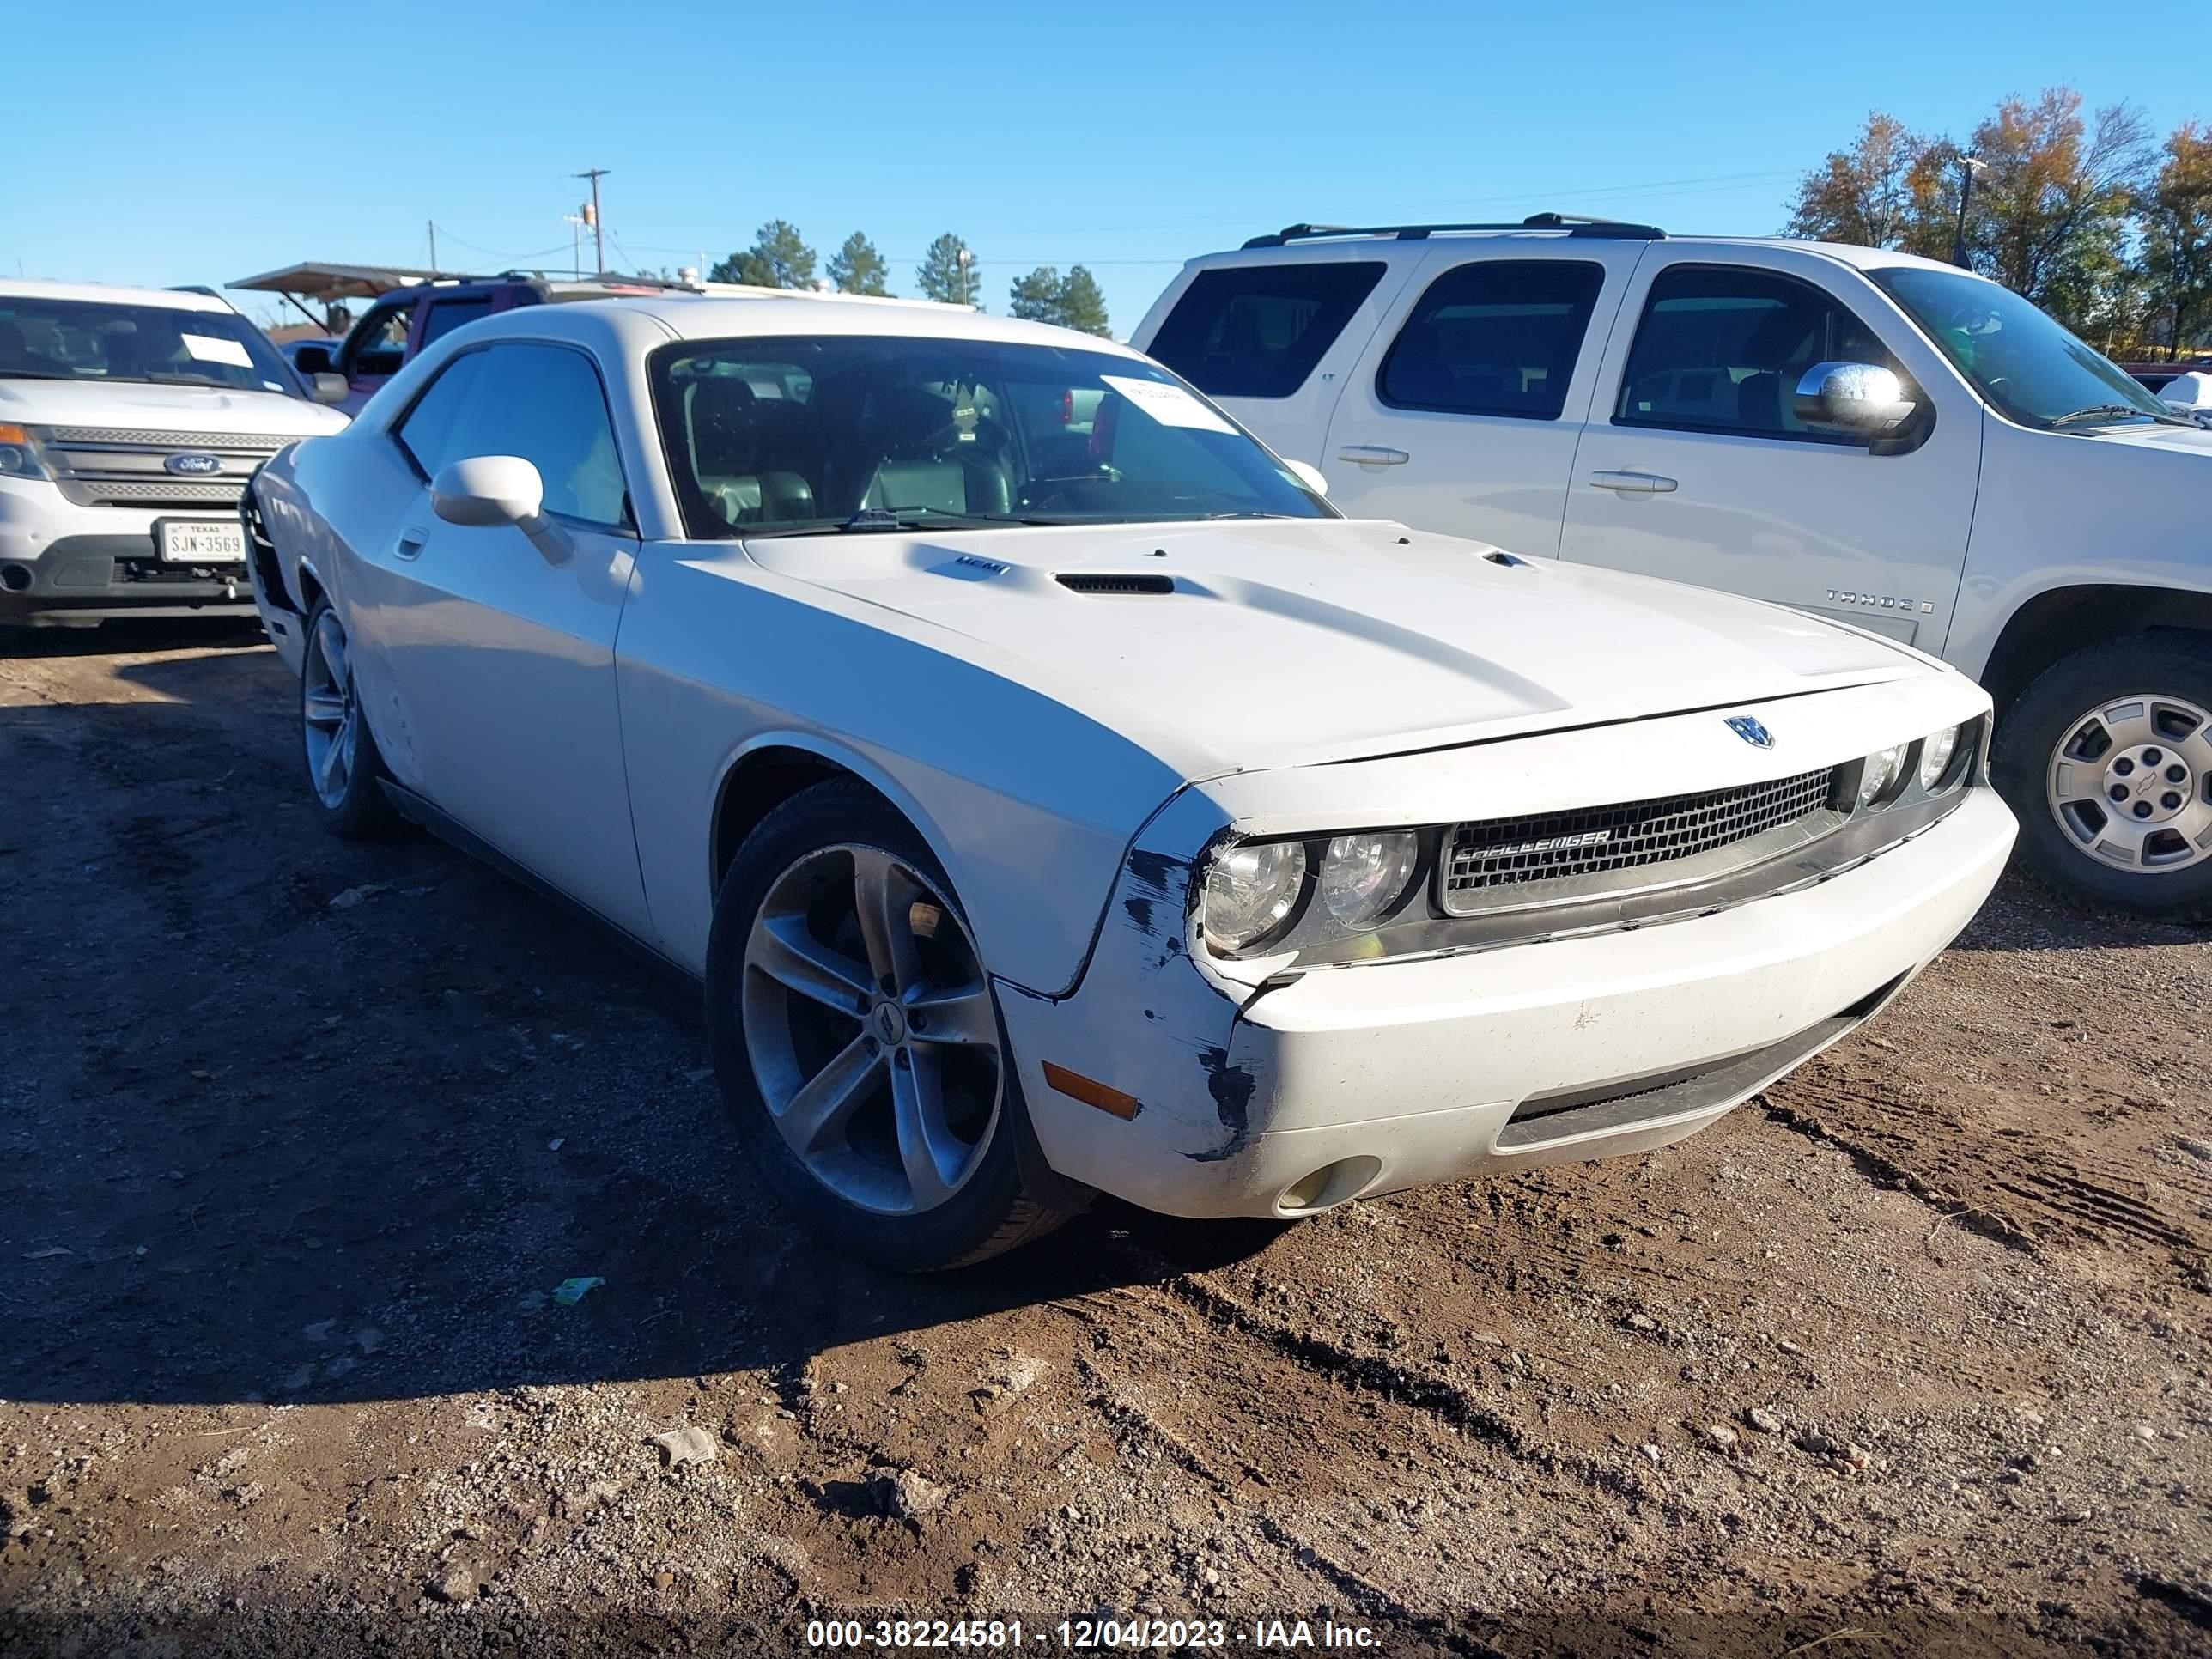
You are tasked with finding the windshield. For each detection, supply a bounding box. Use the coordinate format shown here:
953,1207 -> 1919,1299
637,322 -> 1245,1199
0,296 -> 299,395
1869,266 -> 2172,428
648,335 -> 1332,538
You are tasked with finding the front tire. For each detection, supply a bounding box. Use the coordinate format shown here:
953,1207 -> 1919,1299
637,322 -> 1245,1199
1994,637 -> 2212,921
300,600 -> 403,840
704,780 -> 1077,1270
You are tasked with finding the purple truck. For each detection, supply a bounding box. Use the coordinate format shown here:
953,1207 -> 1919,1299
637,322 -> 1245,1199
288,275 -> 682,415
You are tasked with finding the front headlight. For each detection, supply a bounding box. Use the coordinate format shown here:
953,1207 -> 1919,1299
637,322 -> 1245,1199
0,423 -> 51,480
1318,831 -> 1419,926
1202,840 -> 1307,951
1917,722 -> 1966,792
1858,744 -> 1907,808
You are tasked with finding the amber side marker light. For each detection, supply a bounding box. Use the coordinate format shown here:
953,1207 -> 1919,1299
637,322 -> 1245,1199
1042,1061 -> 1140,1121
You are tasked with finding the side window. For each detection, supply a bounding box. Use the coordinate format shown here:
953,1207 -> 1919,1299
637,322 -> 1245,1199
348,302 -> 415,378
418,295 -> 495,349
1615,265 -> 1905,441
1379,260 -> 1605,419
1146,262 -> 1387,399
394,349 -> 487,477
397,344 -> 630,528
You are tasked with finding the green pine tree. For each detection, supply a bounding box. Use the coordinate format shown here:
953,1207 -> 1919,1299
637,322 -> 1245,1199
1055,265 -> 1111,336
712,220 -> 817,289
828,232 -> 890,296
916,233 -> 980,307
1008,266 -> 1062,322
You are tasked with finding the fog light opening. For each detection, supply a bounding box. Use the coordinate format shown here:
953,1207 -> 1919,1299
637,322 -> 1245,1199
0,563 -> 32,593
1275,1155 -> 1382,1216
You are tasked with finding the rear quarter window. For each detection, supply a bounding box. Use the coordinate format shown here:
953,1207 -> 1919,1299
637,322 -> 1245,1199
1146,262 -> 1386,399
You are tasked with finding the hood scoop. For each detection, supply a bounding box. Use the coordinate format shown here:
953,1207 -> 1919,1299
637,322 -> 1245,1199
1056,573 -> 1176,596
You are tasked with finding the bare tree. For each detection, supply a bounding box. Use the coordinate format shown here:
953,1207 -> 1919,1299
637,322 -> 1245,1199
1966,90 -> 2151,325
2140,123 -> 2212,357
1785,112 -> 1932,247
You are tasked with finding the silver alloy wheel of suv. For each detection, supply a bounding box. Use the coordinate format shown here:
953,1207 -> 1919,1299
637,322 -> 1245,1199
2045,692 -> 2212,872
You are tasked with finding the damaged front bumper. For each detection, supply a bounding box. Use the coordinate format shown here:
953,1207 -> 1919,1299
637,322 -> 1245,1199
1000,787 -> 2011,1218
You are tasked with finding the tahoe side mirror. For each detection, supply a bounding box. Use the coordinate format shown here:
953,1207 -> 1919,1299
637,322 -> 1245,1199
1793,361 -> 1917,435
309,371 -> 349,405
294,345 -> 334,376
1285,459 -> 1329,496
430,455 -> 573,566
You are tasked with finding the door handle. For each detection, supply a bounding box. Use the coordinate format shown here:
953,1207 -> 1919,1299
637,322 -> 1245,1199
394,527 -> 429,560
1588,470 -> 1678,495
1337,444 -> 1410,466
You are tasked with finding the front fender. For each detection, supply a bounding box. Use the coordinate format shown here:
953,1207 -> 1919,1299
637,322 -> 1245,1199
615,543 -> 1192,991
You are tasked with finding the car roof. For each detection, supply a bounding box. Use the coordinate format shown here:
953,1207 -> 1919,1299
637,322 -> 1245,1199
462,293 -> 1147,356
1193,228 -> 1973,280
0,276 -> 235,313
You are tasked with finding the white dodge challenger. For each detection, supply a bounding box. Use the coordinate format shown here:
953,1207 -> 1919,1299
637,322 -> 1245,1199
243,295 -> 2015,1268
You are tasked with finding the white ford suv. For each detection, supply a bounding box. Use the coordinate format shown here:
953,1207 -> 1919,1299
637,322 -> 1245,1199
1131,216 -> 2212,919
0,278 -> 349,628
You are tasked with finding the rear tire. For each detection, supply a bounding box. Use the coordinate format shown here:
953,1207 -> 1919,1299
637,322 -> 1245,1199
1993,636 -> 2212,921
704,779 -> 1079,1270
300,600 -> 404,840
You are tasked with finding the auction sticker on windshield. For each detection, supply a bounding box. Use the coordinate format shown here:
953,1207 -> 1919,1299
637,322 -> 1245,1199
157,520 -> 246,562
179,333 -> 255,368
1100,374 -> 1236,434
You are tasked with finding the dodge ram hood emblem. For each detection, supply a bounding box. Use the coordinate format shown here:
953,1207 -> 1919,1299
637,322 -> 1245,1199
1725,715 -> 1774,749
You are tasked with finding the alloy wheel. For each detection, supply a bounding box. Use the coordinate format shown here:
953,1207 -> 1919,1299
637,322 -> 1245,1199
740,845 -> 1001,1215
301,610 -> 361,811
2045,692 -> 2212,872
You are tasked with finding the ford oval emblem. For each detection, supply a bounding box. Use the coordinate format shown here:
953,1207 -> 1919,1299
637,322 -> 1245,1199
1725,715 -> 1775,749
165,453 -> 223,477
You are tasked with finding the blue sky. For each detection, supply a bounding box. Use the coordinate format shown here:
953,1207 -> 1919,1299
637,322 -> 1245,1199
9,0 -> 2205,337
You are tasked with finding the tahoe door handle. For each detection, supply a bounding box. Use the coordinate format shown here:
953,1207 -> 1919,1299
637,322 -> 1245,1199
1337,444 -> 1409,466
1588,470 -> 1678,495
394,527 -> 429,560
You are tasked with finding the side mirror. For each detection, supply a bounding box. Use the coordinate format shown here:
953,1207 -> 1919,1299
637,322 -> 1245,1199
294,345 -> 334,376
1285,459 -> 1329,497
309,372 -> 349,404
430,455 -> 574,567
1793,361 -> 1916,434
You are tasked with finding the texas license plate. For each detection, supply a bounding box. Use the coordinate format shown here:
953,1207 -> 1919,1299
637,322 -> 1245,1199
157,520 -> 246,563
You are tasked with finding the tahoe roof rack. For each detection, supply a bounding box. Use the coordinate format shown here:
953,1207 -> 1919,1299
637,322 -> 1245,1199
1241,213 -> 1667,249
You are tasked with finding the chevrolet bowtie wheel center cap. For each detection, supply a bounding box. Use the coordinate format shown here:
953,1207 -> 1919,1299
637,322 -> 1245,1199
2104,744 -> 2193,824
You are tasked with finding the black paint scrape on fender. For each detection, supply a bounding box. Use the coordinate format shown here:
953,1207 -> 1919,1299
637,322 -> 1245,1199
1121,848 -> 1192,942
1186,1044 -> 1260,1164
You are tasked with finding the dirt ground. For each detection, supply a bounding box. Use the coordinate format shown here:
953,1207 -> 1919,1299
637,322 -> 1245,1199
2,622 -> 2209,1659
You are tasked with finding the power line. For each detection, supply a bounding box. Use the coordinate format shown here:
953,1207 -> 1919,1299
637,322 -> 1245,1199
431,228 -> 575,263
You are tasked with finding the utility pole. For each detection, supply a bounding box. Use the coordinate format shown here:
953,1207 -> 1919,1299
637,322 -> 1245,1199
573,168 -> 610,275
564,214 -> 589,280
428,220 -> 438,272
955,244 -> 974,307
1949,151 -> 1986,270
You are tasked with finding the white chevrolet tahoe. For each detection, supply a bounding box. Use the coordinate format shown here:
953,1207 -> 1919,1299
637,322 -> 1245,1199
1131,216 -> 2212,919
0,279 -> 349,628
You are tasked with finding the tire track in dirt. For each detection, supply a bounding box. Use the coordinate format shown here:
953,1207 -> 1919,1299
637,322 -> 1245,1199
1071,1349 -> 1511,1659
1764,1056 -> 2210,1283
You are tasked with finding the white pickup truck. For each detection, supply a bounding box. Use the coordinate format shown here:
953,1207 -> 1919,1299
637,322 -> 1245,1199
1131,216 -> 2212,918
0,278 -> 349,627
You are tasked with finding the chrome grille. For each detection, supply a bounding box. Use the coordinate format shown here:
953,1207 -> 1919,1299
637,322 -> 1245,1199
43,427 -> 296,451
1442,767 -> 1838,908
37,427 -> 293,510
59,478 -> 243,505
